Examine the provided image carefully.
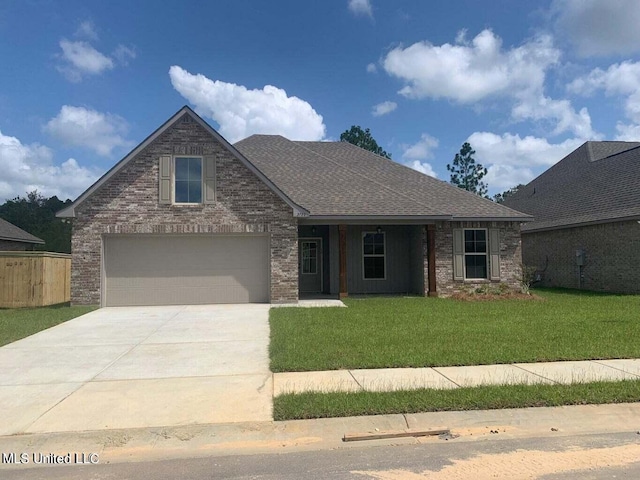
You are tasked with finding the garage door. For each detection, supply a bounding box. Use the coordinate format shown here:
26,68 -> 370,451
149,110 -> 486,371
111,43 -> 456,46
103,235 -> 269,306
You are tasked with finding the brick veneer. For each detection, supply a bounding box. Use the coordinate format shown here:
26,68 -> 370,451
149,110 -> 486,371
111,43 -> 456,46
71,113 -> 298,305
427,220 -> 523,296
522,220 -> 640,294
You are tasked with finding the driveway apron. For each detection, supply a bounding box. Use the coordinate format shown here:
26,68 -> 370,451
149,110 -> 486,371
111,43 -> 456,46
0,304 -> 272,435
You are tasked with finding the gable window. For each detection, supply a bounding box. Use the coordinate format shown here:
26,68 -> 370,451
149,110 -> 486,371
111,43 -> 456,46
363,232 -> 385,280
174,157 -> 202,204
463,229 -> 487,279
159,155 -> 215,205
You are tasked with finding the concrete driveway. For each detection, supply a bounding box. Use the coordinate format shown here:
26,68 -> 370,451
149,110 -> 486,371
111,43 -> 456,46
0,304 -> 272,435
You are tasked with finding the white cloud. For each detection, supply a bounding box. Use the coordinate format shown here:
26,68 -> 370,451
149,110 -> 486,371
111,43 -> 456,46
112,45 -> 136,66
401,133 -> 439,160
615,123 -> 640,141
44,105 -> 132,156
511,96 -> 598,138
406,160 -> 437,178
75,21 -> 98,41
552,0 -> 640,57
366,62 -> 377,73
169,65 -> 326,142
371,101 -> 397,117
383,30 -> 559,103
348,0 -> 373,18
468,131 -> 584,189
0,131 -> 101,202
56,22 -> 136,82
382,29 -> 597,138
57,39 -> 114,81
568,61 -> 640,123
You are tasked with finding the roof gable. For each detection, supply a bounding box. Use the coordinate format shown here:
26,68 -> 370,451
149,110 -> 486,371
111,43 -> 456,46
0,218 -> 44,244
504,141 -> 640,231
57,106 -> 308,218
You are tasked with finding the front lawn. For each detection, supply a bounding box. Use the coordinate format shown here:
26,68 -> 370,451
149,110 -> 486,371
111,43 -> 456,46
270,289 -> 640,372
0,304 -> 96,347
274,380 -> 640,420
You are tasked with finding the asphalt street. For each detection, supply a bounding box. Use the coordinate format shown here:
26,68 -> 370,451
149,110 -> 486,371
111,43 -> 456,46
3,431 -> 640,479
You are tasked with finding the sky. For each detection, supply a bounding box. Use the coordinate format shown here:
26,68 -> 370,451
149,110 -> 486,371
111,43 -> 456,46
2,0 -> 640,202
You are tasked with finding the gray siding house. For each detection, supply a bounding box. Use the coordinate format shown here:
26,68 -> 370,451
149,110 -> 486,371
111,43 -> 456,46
0,218 -> 44,251
58,106 -> 530,307
504,141 -> 640,294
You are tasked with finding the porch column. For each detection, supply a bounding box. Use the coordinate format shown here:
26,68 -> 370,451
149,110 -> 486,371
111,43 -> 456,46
427,224 -> 438,297
339,224 -> 348,298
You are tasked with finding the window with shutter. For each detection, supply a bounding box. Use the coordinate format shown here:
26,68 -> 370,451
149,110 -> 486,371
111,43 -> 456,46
453,228 -> 499,280
159,155 -> 214,205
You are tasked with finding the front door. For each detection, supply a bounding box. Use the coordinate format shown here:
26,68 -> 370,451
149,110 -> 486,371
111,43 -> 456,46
299,239 -> 322,293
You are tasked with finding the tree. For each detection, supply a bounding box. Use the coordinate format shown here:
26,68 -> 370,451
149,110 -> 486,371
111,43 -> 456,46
447,142 -> 488,196
340,125 -> 391,159
493,184 -> 524,204
0,191 -> 72,253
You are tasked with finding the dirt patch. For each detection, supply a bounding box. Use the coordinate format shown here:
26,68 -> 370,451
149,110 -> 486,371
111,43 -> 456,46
352,443 -> 640,479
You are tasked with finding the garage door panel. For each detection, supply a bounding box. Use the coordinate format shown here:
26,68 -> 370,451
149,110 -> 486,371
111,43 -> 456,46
104,235 -> 269,306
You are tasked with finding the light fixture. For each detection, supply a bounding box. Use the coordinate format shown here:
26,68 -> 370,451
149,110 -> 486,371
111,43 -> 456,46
376,226 -> 382,234
311,226 -> 316,234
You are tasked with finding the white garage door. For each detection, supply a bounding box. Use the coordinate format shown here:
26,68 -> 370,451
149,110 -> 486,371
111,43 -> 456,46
103,235 -> 269,306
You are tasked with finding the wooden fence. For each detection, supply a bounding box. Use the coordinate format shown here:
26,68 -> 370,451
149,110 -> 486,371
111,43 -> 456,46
0,252 -> 71,308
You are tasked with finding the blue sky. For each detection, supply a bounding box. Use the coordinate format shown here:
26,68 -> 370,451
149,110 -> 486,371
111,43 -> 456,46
2,0 -> 640,202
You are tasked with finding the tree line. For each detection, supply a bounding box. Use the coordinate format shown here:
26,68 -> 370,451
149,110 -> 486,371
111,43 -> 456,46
0,192 -> 72,253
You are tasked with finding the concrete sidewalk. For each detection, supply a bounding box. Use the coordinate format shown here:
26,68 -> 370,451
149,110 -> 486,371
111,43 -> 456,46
274,359 -> 640,395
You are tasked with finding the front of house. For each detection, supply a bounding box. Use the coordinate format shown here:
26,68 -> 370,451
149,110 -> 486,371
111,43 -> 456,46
58,107 -> 530,306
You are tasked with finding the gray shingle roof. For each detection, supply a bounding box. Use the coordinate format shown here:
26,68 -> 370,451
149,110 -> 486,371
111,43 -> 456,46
503,141 -> 640,232
234,135 -> 530,220
0,218 -> 44,244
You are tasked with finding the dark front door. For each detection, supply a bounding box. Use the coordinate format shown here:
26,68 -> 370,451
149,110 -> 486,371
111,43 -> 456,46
299,239 -> 322,293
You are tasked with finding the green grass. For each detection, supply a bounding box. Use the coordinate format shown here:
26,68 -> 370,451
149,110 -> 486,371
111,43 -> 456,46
270,289 -> 640,372
273,380 -> 640,420
0,303 -> 96,346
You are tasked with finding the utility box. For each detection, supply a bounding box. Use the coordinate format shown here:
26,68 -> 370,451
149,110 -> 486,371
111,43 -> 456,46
575,249 -> 585,266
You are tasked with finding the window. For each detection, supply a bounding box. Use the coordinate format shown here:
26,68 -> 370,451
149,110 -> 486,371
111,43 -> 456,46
301,241 -> 318,274
363,232 -> 385,279
174,157 -> 202,203
464,229 -> 487,279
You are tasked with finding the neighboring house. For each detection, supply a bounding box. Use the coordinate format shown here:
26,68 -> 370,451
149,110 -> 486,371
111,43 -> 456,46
503,141 -> 640,294
0,218 -> 45,251
57,106 -> 530,307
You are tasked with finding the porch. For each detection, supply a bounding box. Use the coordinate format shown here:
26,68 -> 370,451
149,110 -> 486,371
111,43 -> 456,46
297,224 -> 437,299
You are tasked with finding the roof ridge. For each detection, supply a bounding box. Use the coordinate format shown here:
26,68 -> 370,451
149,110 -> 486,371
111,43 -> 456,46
292,141 -> 451,217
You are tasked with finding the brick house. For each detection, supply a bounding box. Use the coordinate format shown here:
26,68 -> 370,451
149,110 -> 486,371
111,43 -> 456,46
503,141 -> 640,294
0,218 -> 44,251
58,106 -> 530,306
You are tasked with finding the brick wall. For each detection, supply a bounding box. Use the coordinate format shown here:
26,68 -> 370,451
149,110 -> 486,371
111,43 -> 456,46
430,221 -> 522,296
522,220 -> 640,294
0,240 -> 33,251
71,113 -> 298,305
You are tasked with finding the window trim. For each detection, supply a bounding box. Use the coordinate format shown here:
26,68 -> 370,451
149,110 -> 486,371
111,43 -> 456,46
463,228 -> 488,280
300,239 -> 319,275
172,155 -> 204,205
362,231 -> 386,281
